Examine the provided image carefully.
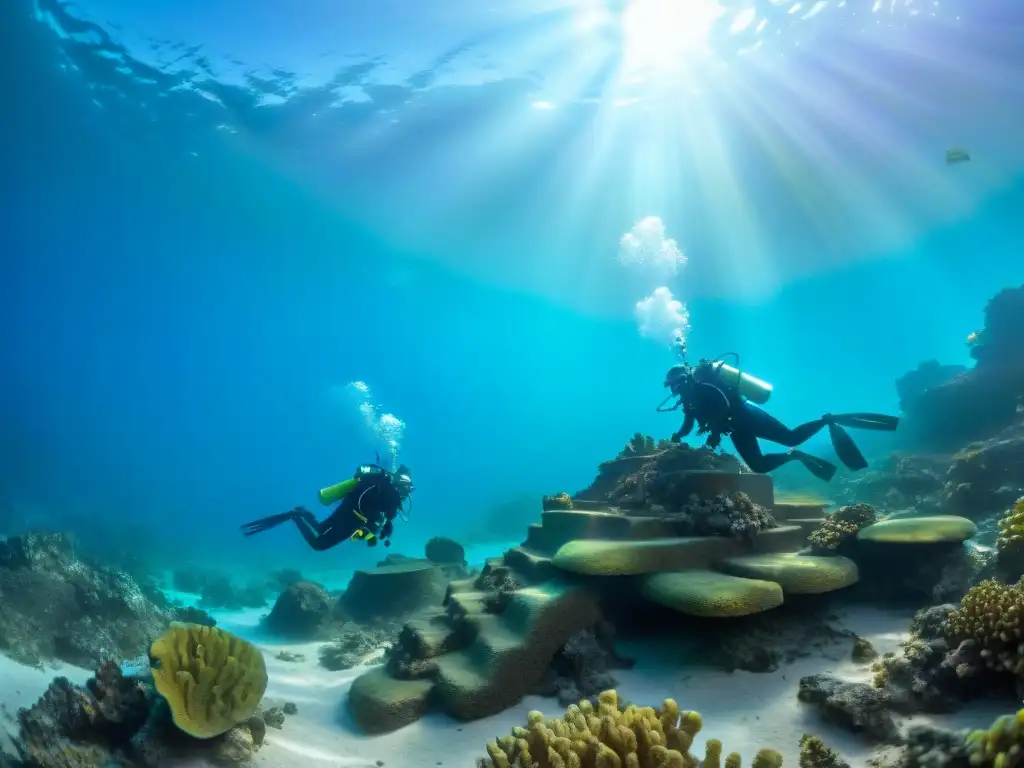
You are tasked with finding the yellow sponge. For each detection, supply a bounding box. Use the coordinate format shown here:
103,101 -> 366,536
150,623 -> 268,739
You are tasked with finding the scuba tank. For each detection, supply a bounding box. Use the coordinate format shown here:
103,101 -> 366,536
695,355 -> 773,405
318,477 -> 359,506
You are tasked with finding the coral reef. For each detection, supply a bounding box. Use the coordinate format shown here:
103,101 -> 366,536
543,492 -> 574,511
574,441 -> 744,508
844,516 -> 982,604
807,504 -> 877,553
319,625 -> 397,671
945,578 -> 1024,679
870,604 -> 998,715
944,421 -> 1024,522
476,689 -> 782,768
996,497 -> 1024,580
619,432 -> 659,458
534,626 -> 635,706
799,733 -> 850,768
833,455 -> 946,516
965,710 -> 1024,767
4,661 -> 278,766
149,624 -> 268,739
798,674 -> 899,743
897,723 -> 973,767
0,532 -> 170,668
673,492 -> 777,543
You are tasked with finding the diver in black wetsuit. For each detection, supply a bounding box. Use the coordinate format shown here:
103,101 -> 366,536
657,354 -> 899,482
240,463 -> 413,551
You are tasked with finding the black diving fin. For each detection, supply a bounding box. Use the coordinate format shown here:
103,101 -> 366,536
828,413 -> 900,431
827,423 -> 868,471
240,511 -> 296,537
824,412 -> 898,472
791,450 -> 838,482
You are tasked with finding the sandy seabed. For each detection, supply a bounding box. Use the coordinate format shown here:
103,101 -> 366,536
0,605 -> 1012,768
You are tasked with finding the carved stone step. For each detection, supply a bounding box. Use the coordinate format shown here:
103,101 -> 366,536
539,510 -> 685,545
786,518 -> 822,540
431,581 -> 601,721
773,501 -> 828,521
551,525 -> 806,576
671,470 -> 774,507
503,546 -> 556,582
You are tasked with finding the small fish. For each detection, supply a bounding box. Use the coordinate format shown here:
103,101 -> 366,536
946,147 -> 971,164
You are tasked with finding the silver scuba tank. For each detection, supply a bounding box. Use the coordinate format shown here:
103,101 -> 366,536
698,360 -> 773,405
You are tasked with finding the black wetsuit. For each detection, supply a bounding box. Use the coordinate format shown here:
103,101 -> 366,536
673,381 -> 833,475
297,472 -> 401,551
242,469 -> 404,551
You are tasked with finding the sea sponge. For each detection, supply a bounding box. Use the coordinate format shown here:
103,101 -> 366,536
149,623 -> 268,739
964,709 -> 1024,767
807,504 -> 876,552
945,579 -> 1024,676
476,689 -> 781,768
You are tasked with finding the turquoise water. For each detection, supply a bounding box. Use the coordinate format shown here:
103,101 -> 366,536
1,0 -> 1022,575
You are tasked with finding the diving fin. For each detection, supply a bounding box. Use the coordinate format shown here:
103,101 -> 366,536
828,413 -> 900,431
240,511 -> 296,537
791,450 -> 838,482
827,422 -> 868,471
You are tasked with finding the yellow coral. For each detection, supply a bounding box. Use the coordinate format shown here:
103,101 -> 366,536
548,492 -> 574,510
945,579 -> 1024,676
997,498 -> 1024,556
798,734 -> 843,767
964,709 -> 1024,767
477,690 -> 779,768
150,623 -> 268,739
807,504 -> 876,552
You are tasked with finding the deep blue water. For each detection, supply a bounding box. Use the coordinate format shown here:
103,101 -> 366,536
1,0 -> 1022,573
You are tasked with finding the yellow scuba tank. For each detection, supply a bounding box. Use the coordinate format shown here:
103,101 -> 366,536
318,477 -> 358,506
700,359 -> 773,405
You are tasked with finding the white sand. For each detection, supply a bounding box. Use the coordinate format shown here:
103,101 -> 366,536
0,605 -> 1013,767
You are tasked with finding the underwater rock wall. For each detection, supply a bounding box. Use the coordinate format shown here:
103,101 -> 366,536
896,284 -> 1024,451
0,532 -> 171,669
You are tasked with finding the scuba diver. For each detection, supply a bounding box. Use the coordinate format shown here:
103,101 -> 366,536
240,462 -> 413,551
657,352 -> 899,482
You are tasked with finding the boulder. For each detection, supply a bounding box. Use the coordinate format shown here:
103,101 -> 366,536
263,581 -> 334,639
